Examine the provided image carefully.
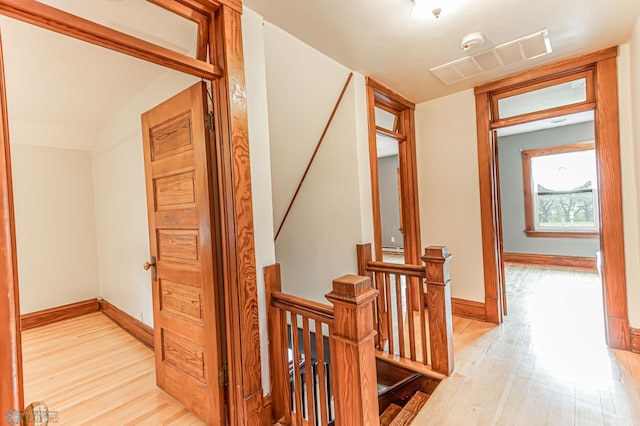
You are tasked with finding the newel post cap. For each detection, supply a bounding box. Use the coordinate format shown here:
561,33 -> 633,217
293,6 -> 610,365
421,245 -> 453,263
325,275 -> 378,305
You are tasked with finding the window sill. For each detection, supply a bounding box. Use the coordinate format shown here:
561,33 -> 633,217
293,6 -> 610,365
524,230 -> 599,239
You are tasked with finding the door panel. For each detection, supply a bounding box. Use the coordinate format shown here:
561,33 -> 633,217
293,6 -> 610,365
141,82 -> 224,425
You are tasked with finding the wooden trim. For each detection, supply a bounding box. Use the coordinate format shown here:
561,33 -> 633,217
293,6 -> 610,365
20,299 -> 100,330
503,252 -> 597,272
475,92 -> 503,325
0,28 -> 23,417
522,141 -> 596,157
631,328 -> 640,354
366,77 -> 415,110
213,6 -> 264,425
524,230 -> 599,239
451,298 -> 487,322
262,394 -> 273,426
366,79 -> 422,269
375,125 -> 406,141
595,56 -> 630,350
100,300 -> 154,349
474,47 -> 618,94
475,47 -> 630,350
491,102 -> 597,129
0,0 -> 222,80
274,73 -> 354,241
147,0 -> 210,61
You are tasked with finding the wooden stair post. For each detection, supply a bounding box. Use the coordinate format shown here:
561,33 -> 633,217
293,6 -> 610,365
264,264 -> 292,425
422,246 -> 454,375
326,275 -> 380,426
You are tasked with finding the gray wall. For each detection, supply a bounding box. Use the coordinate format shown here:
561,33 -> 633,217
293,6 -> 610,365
378,155 -> 403,248
498,121 -> 600,257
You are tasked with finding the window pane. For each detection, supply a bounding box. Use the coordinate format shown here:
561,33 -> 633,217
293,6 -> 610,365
498,78 -> 587,119
375,106 -> 399,132
37,0 -> 199,57
531,149 -> 597,230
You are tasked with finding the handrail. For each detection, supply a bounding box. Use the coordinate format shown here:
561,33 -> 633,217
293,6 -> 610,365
365,261 -> 426,278
270,291 -> 335,324
274,72 -> 354,241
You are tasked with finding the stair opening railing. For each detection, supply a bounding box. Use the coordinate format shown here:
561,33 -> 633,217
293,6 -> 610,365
357,244 -> 454,376
265,265 -> 380,426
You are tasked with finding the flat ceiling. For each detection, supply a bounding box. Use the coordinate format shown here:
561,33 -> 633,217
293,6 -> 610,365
245,0 -> 640,103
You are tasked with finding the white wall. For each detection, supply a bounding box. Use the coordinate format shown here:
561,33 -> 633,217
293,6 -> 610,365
263,22 -> 372,304
242,7 -> 277,393
11,144 -> 99,313
622,16 -> 640,327
415,90 -> 486,303
92,70 -> 198,327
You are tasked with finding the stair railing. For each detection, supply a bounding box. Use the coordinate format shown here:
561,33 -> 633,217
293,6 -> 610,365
265,264 -> 380,426
356,244 -> 454,376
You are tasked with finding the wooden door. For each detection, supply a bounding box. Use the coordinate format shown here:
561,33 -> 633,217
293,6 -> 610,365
141,82 -> 225,425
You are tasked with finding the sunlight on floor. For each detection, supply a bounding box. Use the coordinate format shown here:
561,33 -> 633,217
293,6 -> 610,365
517,267 -> 613,386
413,264 -> 640,425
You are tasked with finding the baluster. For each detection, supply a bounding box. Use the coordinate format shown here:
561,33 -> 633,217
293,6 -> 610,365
406,274 -> 416,361
291,314 -> 304,424
302,318 -> 315,425
315,320 -> 329,426
418,277 -> 428,365
395,274 -> 405,358
384,273 -> 394,354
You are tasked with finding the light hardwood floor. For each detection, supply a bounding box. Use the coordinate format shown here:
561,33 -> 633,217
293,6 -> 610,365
413,265 -> 640,425
21,312 -> 204,425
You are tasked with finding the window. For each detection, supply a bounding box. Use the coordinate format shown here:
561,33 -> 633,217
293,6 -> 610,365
521,141 -> 599,238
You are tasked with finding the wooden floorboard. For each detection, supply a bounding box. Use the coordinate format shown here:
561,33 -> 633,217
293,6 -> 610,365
21,312 -> 204,425
412,265 -> 640,425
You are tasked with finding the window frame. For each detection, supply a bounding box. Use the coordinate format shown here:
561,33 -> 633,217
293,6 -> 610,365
521,140 -> 599,238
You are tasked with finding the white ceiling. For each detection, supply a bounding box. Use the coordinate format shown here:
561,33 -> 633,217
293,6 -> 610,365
245,0 -> 640,103
496,110 -> 594,137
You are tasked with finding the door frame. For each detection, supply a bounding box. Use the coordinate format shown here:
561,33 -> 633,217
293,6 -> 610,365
365,78 -> 422,265
0,1 -> 265,424
474,46 -> 631,350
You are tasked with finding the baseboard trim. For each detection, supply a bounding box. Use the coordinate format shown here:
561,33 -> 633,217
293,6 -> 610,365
503,252 -> 597,272
631,328 -> 640,354
100,299 -> 154,349
451,298 -> 486,322
21,298 -> 101,330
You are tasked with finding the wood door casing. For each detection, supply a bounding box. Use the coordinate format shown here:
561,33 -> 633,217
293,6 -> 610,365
141,81 -> 225,425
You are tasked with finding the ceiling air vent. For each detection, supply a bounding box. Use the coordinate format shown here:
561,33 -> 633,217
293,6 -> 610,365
430,30 -> 552,85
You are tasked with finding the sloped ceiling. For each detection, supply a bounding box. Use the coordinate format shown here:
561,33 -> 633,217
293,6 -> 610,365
0,0 -> 197,151
245,0 -> 640,103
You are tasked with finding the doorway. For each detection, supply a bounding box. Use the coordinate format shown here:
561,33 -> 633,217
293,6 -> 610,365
474,47 -> 631,350
366,78 -> 421,265
0,1 -> 263,424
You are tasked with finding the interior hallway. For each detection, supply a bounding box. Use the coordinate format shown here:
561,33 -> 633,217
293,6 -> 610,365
21,313 -> 203,426
413,265 -> 640,425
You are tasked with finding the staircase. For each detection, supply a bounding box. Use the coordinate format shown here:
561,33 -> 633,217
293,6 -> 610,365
376,359 -> 440,425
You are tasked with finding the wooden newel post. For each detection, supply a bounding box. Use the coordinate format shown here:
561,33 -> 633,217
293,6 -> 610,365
422,246 -> 454,375
326,275 -> 380,426
264,264 -> 292,425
